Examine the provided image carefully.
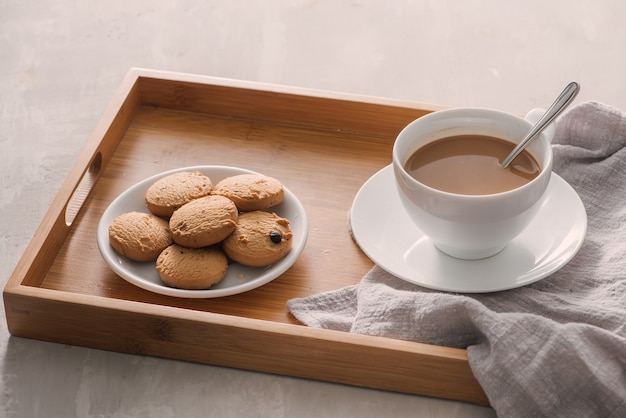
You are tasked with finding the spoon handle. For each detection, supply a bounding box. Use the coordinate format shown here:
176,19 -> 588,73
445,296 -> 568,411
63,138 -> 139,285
501,81 -> 580,168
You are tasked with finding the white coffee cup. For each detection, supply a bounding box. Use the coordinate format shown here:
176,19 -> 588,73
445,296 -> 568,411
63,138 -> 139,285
392,108 -> 554,260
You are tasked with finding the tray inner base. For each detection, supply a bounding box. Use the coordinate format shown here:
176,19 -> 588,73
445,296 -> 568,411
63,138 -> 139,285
38,106 -> 391,324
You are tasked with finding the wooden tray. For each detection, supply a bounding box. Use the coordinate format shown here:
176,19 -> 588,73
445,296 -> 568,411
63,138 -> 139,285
4,68 -> 488,406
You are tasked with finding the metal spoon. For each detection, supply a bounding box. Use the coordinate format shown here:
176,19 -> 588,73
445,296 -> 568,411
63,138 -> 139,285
501,81 -> 580,168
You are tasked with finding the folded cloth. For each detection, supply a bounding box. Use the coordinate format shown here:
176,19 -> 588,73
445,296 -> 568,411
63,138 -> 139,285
288,101 -> 626,418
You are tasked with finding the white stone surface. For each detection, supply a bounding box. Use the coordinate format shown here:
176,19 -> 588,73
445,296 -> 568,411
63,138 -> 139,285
2,1 -> 625,416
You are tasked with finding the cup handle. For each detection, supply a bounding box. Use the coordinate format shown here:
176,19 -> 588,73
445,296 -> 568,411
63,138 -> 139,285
524,108 -> 555,143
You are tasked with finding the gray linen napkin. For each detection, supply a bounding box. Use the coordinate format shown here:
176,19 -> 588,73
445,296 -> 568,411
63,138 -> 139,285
288,101 -> 626,417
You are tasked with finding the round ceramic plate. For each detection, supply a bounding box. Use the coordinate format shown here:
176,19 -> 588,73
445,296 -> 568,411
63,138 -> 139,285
350,165 -> 587,293
97,166 -> 308,298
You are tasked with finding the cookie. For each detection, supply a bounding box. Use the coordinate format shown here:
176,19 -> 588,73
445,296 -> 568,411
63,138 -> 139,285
212,174 -> 284,211
169,195 -> 238,248
108,211 -> 173,262
145,171 -> 213,217
156,244 -> 228,290
222,211 -> 293,267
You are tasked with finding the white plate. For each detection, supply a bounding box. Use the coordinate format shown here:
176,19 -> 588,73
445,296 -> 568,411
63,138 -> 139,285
350,165 -> 587,293
97,166 -> 308,298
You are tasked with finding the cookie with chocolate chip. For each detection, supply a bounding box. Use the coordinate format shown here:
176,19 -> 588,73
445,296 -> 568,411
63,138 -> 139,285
222,211 -> 293,266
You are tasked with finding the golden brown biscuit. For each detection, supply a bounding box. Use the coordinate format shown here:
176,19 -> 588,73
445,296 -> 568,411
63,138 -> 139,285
212,174 -> 284,211
169,195 -> 238,248
145,171 -> 213,217
156,244 -> 228,289
108,211 -> 173,262
222,211 -> 293,267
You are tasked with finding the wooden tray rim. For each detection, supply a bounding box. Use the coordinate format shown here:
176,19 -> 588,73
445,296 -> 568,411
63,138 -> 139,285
3,68 -> 488,406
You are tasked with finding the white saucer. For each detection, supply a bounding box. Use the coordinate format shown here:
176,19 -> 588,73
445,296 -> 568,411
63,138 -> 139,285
97,165 -> 308,298
349,165 -> 587,293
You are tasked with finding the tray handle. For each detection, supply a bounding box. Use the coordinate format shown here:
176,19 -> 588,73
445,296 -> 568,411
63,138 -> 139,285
65,152 -> 102,226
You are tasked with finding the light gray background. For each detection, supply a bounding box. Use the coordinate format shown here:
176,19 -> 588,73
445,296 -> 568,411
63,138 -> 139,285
2,1 -> 625,417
